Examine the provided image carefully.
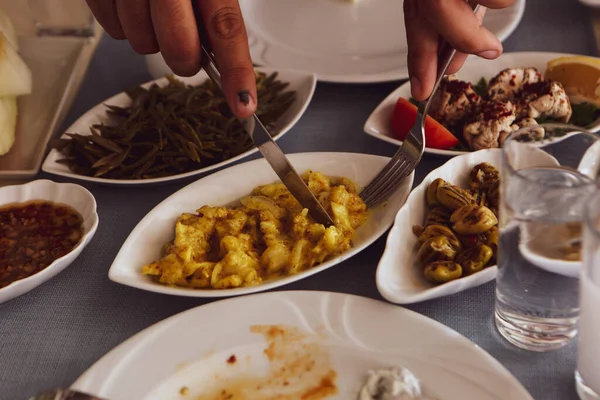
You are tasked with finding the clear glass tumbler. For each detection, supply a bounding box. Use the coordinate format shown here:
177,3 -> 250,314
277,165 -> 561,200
576,190 -> 600,399
495,123 -> 600,352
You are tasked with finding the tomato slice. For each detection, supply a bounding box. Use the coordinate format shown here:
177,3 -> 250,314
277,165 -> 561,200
390,97 -> 459,150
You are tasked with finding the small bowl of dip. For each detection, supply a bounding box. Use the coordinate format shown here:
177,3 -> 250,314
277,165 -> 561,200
0,179 -> 99,303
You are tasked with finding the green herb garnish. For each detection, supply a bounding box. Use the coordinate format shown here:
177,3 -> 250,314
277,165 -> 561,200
473,77 -> 487,97
570,102 -> 600,127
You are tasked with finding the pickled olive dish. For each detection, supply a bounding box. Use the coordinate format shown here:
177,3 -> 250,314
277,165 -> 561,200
412,162 -> 500,285
52,72 -> 296,180
0,201 -> 83,288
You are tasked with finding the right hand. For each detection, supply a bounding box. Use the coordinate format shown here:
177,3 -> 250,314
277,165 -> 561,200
86,0 -> 257,118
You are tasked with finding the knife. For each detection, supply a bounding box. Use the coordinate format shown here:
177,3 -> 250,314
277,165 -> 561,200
592,7 -> 600,56
191,3 -> 335,227
29,388 -> 106,400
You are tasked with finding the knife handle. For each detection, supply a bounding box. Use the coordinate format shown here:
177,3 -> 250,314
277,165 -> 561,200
191,1 -> 224,92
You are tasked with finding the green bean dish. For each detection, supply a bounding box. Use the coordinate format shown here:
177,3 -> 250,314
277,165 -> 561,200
51,72 -> 296,180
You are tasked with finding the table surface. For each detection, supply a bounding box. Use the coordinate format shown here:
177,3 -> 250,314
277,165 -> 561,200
1,1 -> 597,399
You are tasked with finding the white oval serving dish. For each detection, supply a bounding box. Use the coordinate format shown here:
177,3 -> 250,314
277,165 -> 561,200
42,67 -> 317,185
108,152 -> 414,298
0,179 -> 99,304
376,149 -> 501,305
363,51 -> 594,157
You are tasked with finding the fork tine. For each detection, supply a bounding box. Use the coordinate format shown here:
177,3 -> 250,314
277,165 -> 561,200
361,152 -> 410,197
364,161 -> 416,208
361,158 -> 410,204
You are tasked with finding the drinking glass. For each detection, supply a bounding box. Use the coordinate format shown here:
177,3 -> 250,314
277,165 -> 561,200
576,190 -> 600,399
495,123 -> 600,352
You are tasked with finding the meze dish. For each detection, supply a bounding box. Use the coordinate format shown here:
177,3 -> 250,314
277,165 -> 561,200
376,149 -> 501,305
42,67 -> 317,184
364,52 -> 600,156
52,72 -> 295,179
142,170 -> 368,290
0,180 -> 98,304
108,152 -> 413,298
413,162 -> 499,284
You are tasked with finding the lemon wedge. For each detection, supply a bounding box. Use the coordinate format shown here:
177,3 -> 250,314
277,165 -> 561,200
545,55 -> 600,105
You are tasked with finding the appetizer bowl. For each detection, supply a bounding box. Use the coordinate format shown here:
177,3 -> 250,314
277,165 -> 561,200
363,51 -> 592,157
41,66 -> 317,185
108,152 -> 414,298
0,179 -> 99,304
376,149 -> 501,305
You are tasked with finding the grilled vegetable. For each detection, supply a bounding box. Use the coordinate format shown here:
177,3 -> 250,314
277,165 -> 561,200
426,178 -> 447,206
425,207 -> 452,227
470,162 -> 500,190
424,261 -> 463,283
417,224 -> 461,250
450,205 -> 498,235
417,236 -> 457,265
455,244 -> 493,275
437,184 -> 475,210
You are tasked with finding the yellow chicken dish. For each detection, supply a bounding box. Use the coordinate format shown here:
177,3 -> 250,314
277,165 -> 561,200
141,171 -> 368,289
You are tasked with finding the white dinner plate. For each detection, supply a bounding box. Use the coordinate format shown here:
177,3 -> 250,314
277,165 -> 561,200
108,152 -> 413,297
0,180 -> 98,304
376,149 -> 501,305
71,290 -> 534,400
364,51 -> 587,157
240,0 -> 525,83
41,67 -> 316,185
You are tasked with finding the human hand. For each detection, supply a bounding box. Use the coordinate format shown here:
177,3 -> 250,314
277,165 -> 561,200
85,0 -> 257,118
404,0 -> 515,101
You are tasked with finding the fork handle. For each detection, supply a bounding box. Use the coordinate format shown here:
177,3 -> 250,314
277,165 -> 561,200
422,2 -> 480,117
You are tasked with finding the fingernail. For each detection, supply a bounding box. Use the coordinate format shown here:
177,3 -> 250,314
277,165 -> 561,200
410,76 -> 422,98
238,90 -> 251,106
477,50 -> 500,59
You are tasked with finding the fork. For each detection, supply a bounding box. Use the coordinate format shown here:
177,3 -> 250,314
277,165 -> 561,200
360,3 -> 480,209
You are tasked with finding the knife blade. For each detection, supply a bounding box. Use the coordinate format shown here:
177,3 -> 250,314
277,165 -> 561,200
192,4 -> 334,226
592,7 -> 600,55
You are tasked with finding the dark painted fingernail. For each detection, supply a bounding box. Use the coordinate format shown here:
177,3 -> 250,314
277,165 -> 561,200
238,90 -> 250,105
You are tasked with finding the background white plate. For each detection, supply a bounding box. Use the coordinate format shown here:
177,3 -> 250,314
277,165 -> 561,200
71,291 -> 534,400
363,51 -> 582,156
108,152 -> 413,297
0,180 -> 98,304
41,67 -> 316,185
239,0 -> 525,83
377,150 -> 501,305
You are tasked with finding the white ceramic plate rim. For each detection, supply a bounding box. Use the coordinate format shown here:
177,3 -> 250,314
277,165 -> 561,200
363,51 -> 586,156
244,0 -> 525,83
71,290 -> 534,400
0,179 -> 99,299
41,67 -> 317,185
108,152 -> 414,298
376,150 -> 501,304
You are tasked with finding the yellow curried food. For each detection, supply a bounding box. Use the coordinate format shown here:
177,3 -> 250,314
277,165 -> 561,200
141,171 -> 368,289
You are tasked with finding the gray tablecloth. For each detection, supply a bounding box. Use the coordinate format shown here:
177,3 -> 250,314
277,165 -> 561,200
0,1 -> 596,399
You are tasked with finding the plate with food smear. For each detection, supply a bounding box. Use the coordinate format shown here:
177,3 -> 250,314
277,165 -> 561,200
71,290 -> 534,400
239,0 -> 525,83
108,152 -> 413,298
41,67 -> 316,185
0,179 -> 98,304
364,52 -> 600,156
376,149 -> 501,305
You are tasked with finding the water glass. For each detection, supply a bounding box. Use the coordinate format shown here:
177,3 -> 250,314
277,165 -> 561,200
495,123 -> 600,352
576,190 -> 600,399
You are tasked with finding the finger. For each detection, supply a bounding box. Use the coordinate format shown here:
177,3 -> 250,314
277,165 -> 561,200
423,0 -> 502,59
86,0 -> 125,39
115,0 -> 158,54
404,0 -> 440,101
474,0 -> 515,9
197,0 -> 257,118
150,0 -> 201,76
445,6 -> 487,74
